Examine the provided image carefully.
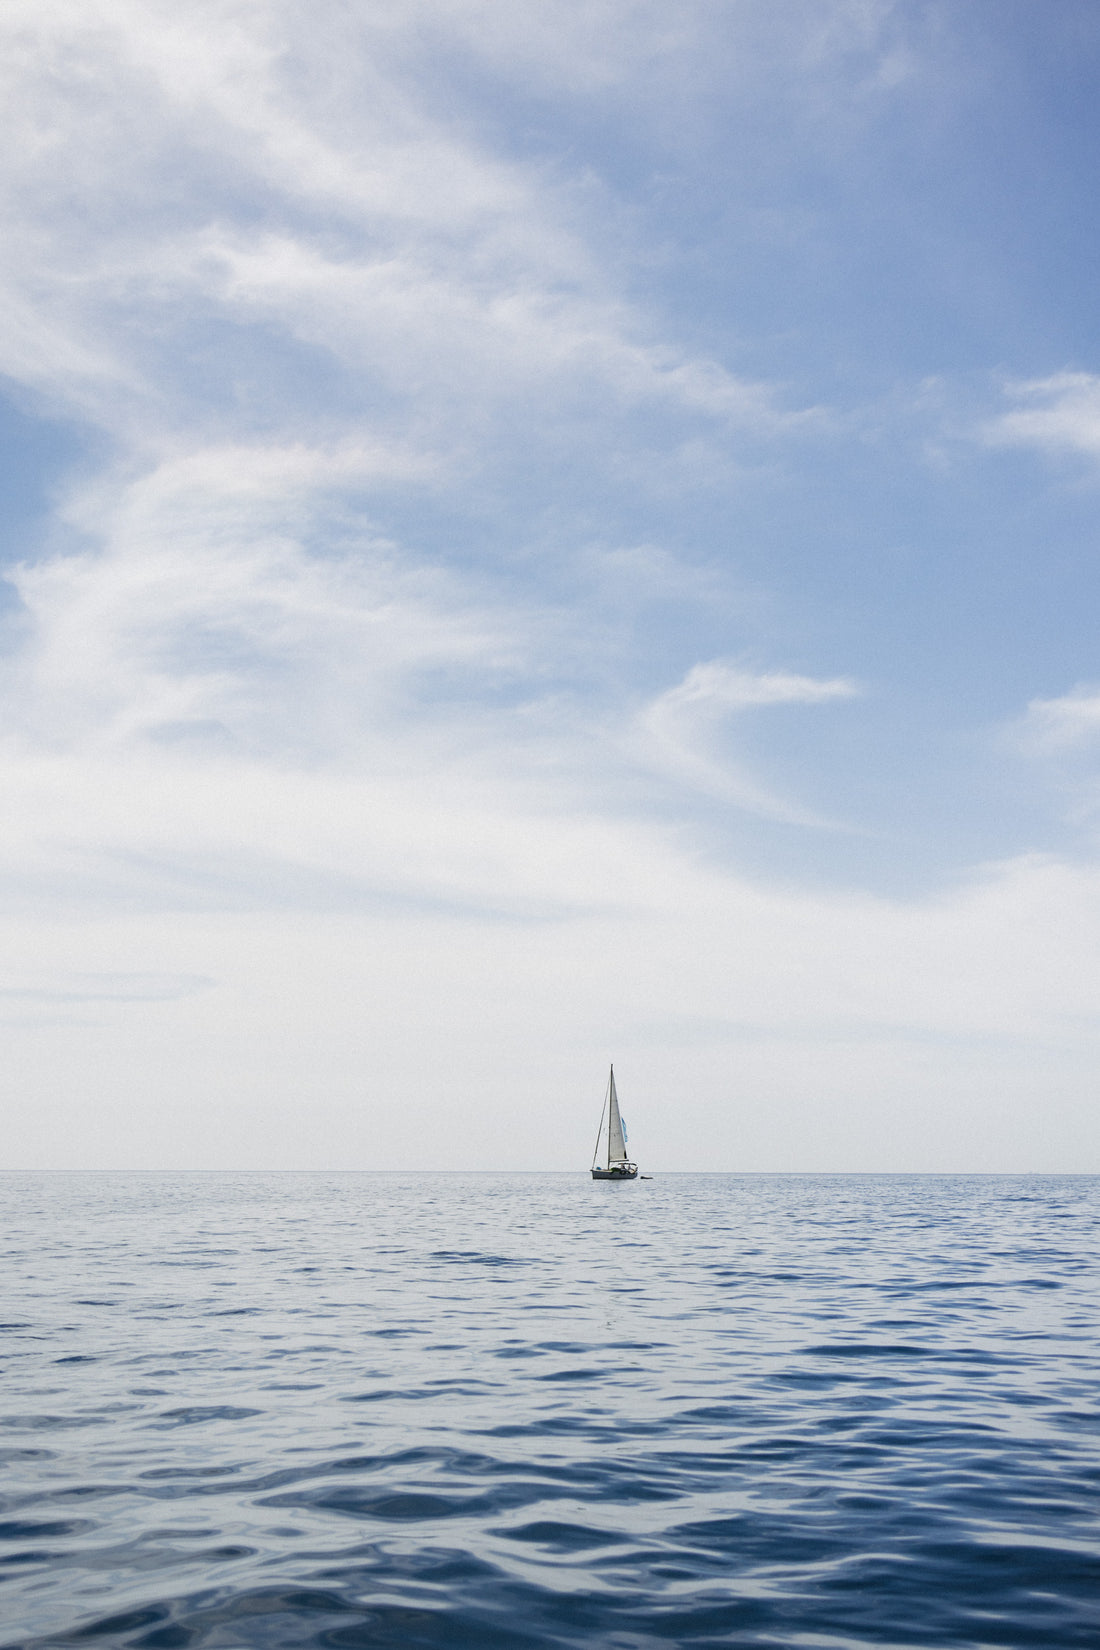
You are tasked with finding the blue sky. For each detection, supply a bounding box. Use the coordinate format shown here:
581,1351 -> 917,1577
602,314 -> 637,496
5,0 -> 1100,1170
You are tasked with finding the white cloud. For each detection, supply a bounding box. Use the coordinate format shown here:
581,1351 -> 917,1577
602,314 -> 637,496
3,447 -> 521,762
653,662 -> 857,713
1014,685 -> 1100,754
639,662 -> 857,819
983,372 -> 1100,460
0,0 -> 826,458
183,226 -> 801,436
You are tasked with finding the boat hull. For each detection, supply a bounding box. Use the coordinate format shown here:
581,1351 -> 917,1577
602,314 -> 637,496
591,1166 -> 638,1180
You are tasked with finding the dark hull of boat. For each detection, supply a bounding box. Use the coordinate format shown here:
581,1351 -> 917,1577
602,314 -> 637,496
591,1166 -> 638,1180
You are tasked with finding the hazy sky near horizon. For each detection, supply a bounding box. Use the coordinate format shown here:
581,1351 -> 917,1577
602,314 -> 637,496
5,0 -> 1100,1170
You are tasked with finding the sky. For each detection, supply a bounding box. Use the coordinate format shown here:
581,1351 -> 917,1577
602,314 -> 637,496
5,0 -> 1100,1171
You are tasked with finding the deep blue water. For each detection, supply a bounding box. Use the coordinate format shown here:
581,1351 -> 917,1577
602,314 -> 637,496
2,1172 -> 1099,1649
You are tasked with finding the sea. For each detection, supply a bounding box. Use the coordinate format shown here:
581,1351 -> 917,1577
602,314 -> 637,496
2,1172 -> 1099,1649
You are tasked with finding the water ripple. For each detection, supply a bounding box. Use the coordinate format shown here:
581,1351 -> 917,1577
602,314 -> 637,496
1,1171 -> 1099,1647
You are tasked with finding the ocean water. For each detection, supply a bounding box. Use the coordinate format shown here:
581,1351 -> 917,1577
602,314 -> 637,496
2,1173 -> 1099,1649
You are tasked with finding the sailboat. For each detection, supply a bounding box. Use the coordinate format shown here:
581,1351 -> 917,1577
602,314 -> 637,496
591,1065 -> 638,1179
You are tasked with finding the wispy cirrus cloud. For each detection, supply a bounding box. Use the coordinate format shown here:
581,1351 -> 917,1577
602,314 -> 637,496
0,0 -> 823,461
4,449 -> 523,764
639,663 -> 858,821
652,663 -> 858,714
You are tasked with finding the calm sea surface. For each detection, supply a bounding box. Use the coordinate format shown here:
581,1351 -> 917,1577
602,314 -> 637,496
2,1172 -> 1099,1648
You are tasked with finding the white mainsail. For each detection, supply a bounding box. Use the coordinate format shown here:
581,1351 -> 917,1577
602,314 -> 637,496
607,1066 -> 628,1165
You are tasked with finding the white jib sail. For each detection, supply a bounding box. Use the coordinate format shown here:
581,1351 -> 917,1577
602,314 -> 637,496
607,1069 -> 628,1164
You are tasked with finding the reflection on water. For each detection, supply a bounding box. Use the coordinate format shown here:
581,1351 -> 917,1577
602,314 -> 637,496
2,1172 -> 1099,1647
